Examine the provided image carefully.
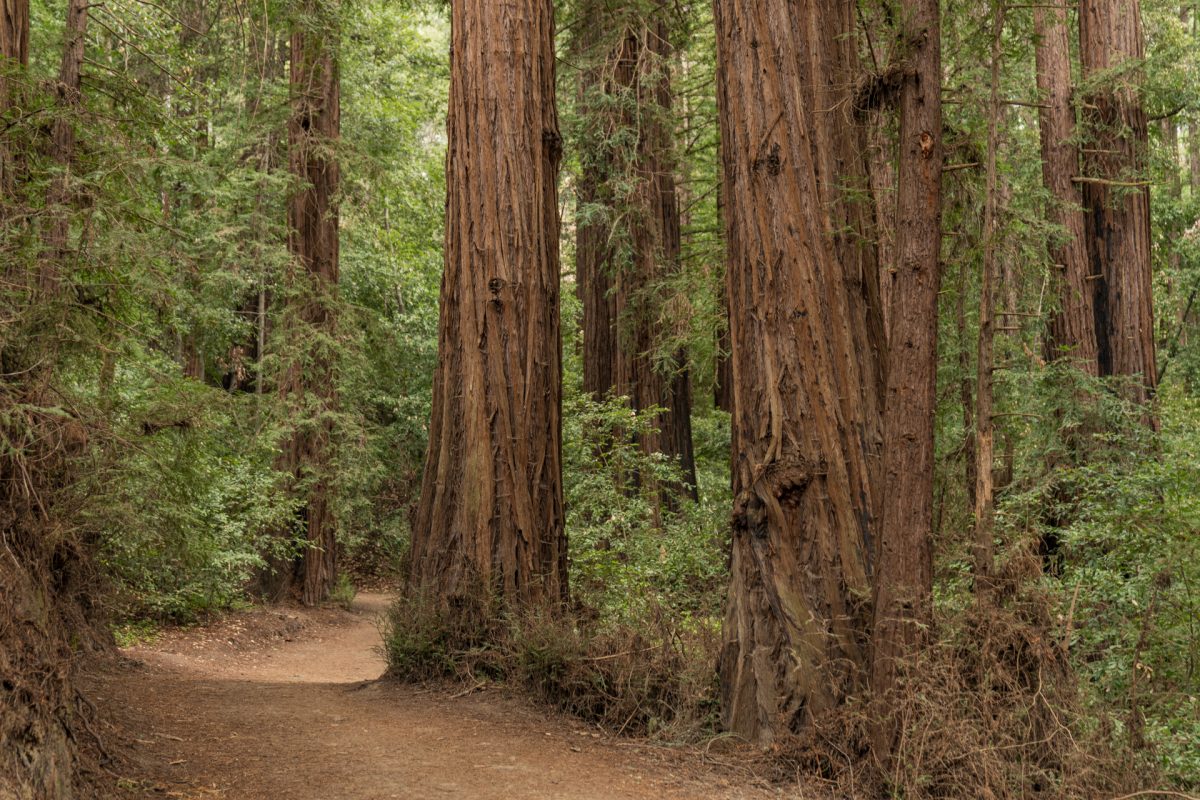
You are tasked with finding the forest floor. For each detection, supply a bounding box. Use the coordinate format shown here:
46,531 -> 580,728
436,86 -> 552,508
85,592 -> 800,800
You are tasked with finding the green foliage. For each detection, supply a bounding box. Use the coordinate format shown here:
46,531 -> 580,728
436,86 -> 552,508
984,374 -> 1200,787
328,573 -> 358,610
383,590 -> 721,739
84,364 -> 297,622
561,388 -> 729,625
110,619 -> 161,648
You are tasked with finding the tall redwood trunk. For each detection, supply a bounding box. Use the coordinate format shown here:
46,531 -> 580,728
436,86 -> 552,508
38,0 -> 87,294
409,0 -> 567,610
714,0 -> 884,743
1079,0 -> 1157,403
575,12 -> 696,500
1037,0 -> 1099,373
279,6 -> 340,606
870,0 -> 942,730
0,0 -> 29,193
714,183 -> 734,413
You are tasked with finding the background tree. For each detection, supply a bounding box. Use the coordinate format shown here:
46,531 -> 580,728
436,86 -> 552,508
1037,0 -> 1099,373
573,0 -> 697,503
0,0 -> 28,191
271,0 -> 342,605
1080,0 -> 1158,403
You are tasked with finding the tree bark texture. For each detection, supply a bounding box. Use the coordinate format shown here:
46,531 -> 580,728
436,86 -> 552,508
714,184 -> 734,414
1036,0 -> 1099,373
279,9 -> 340,606
714,0 -> 886,743
575,11 -> 697,500
0,0 -> 28,193
1079,0 -> 1157,402
867,108 -> 898,338
38,0 -> 87,295
869,0 -> 942,727
409,0 -> 567,610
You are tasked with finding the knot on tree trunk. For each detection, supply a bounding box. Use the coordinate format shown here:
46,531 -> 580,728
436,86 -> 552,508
732,457 -> 820,537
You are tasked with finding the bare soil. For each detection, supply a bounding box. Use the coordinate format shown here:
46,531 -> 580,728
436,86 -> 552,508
84,593 -> 795,799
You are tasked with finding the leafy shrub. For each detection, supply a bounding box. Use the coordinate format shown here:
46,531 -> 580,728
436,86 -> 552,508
561,389 -> 729,625
82,360 -> 298,623
993,374 -> 1200,788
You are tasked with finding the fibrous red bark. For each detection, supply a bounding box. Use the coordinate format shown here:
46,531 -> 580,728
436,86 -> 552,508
38,0 -> 87,294
714,0 -> 885,743
870,0 -> 942,729
0,0 -> 29,193
1079,0 -> 1157,403
278,5 -> 340,606
408,0 -> 568,610
1037,0 -> 1099,372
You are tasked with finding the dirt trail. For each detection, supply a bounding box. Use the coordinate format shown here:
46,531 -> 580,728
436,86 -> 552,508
88,593 -> 784,800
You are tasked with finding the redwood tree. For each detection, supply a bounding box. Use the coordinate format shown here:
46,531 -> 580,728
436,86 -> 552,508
1079,0 -> 1157,402
0,0 -> 28,193
575,7 -> 697,500
1037,0 -> 1099,373
870,0 -> 943,727
278,2 -> 340,606
714,0 -> 885,743
408,0 -> 567,609
38,0 -> 87,294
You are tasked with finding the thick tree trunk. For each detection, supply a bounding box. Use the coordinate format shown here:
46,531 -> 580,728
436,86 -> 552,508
0,0 -> 27,85
409,0 -> 567,611
278,7 -> 340,606
714,0 -> 884,743
38,0 -> 87,295
575,12 -> 696,500
1079,0 -> 1157,404
1036,0 -> 1099,373
870,0 -> 942,734
0,3 -> 92,796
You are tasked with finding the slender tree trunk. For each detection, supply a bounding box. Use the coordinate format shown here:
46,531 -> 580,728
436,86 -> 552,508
957,253 -> 977,513
576,32 -> 617,402
409,0 -> 567,611
38,0 -> 87,295
715,0 -> 884,743
1190,122 -> 1200,192
1079,0 -> 1157,405
1036,0 -> 1099,373
0,0 -> 29,194
972,0 -> 1006,598
870,0 -> 942,742
278,3 -> 340,606
177,0 -> 209,379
